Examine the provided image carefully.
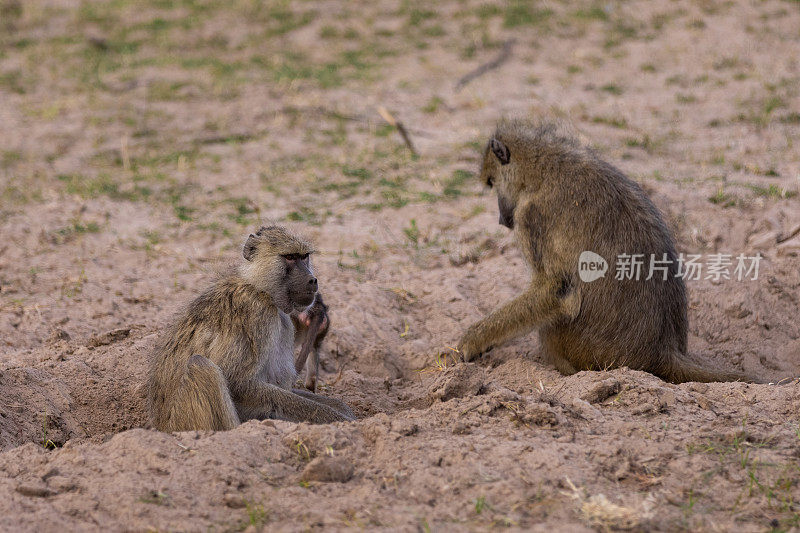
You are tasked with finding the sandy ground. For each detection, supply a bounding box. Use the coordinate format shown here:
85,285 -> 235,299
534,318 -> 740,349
1,0 -> 799,530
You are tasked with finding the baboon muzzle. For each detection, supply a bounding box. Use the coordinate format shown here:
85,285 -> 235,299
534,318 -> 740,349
288,261 -> 318,307
497,196 -> 515,229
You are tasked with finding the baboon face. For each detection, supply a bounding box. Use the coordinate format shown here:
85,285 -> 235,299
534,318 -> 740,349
241,226 -> 318,312
480,137 -> 516,229
282,253 -> 318,310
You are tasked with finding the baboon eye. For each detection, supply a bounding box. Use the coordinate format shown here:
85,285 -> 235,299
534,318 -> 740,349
282,253 -> 310,261
486,176 -> 494,188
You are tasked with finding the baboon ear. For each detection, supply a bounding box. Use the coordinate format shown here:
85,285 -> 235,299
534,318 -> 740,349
243,234 -> 258,261
490,138 -> 510,165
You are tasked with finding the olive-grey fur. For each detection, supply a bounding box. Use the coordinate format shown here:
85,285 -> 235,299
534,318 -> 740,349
147,225 -> 354,432
292,292 -> 330,392
457,119 -> 756,383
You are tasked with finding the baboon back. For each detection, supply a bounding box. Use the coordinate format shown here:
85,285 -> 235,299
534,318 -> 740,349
539,156 -> 689,378
151,355 -> 239,432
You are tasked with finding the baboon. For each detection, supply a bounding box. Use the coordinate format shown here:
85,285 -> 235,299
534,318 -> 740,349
457,119 -> 755,383
292,292 -> 330,392
147,225 -> 354,432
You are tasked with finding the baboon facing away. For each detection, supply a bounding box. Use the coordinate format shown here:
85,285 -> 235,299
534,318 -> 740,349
457,119 -> 757,383
147,225 -> 354,432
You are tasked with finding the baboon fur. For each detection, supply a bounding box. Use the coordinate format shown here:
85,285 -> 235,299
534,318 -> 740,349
292,292 -> 330,392
457,119 -> 755,383
147,225 -> 354,432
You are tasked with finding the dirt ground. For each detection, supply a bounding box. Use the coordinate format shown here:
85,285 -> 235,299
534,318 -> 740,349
1,0 -> 799,530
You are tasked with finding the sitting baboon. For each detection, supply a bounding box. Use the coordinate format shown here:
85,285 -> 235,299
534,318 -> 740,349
457,119 -> 756,383
147,225 -> 354,432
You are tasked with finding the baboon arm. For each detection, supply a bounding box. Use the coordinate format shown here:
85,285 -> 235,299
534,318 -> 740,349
293,389 -> 354,420
304,348 -> 320,392
231,380 -> 352,424
458,282 -> 563,361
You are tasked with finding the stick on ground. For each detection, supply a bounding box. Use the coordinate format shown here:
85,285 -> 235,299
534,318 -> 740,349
455,39 -> 517,91
377,106 -> 418,156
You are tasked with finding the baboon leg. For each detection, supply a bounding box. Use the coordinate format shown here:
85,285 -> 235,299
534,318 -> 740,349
292,388 -> 354,420
165,355 -> 240,432
234,382 -> 354,424
539,335 -> 578,375
550,353 -> 578,375
303,348 -> 319,392
459,280 -> 567,361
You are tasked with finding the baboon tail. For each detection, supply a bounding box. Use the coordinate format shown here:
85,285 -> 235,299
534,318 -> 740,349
665,353 -> 764,384
164,355 -> 240,432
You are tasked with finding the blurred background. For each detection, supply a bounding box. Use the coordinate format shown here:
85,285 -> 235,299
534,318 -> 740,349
1,0 -> 797,236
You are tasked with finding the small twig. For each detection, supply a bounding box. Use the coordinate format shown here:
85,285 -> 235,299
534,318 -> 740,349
120,136 -> 130,171
282,105 -> 366,123
282,105 -> 437,137
197,133 -> 256,145
187,106 -> 435,148
280,106 -> 437,138
455,39 -> 517,92
329,359 -> 346,387
377,106 -> 418,156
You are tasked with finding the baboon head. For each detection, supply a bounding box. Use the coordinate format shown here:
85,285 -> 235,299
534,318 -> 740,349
479,119 -> 578,230
240,225 -> 318,313
479,135 -> 517,229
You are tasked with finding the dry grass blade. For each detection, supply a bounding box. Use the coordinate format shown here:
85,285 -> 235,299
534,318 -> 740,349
377,106 -> 418,156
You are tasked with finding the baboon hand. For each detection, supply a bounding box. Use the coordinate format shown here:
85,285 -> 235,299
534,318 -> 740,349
298,306 -> 328,329
457,323 -> 492,362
